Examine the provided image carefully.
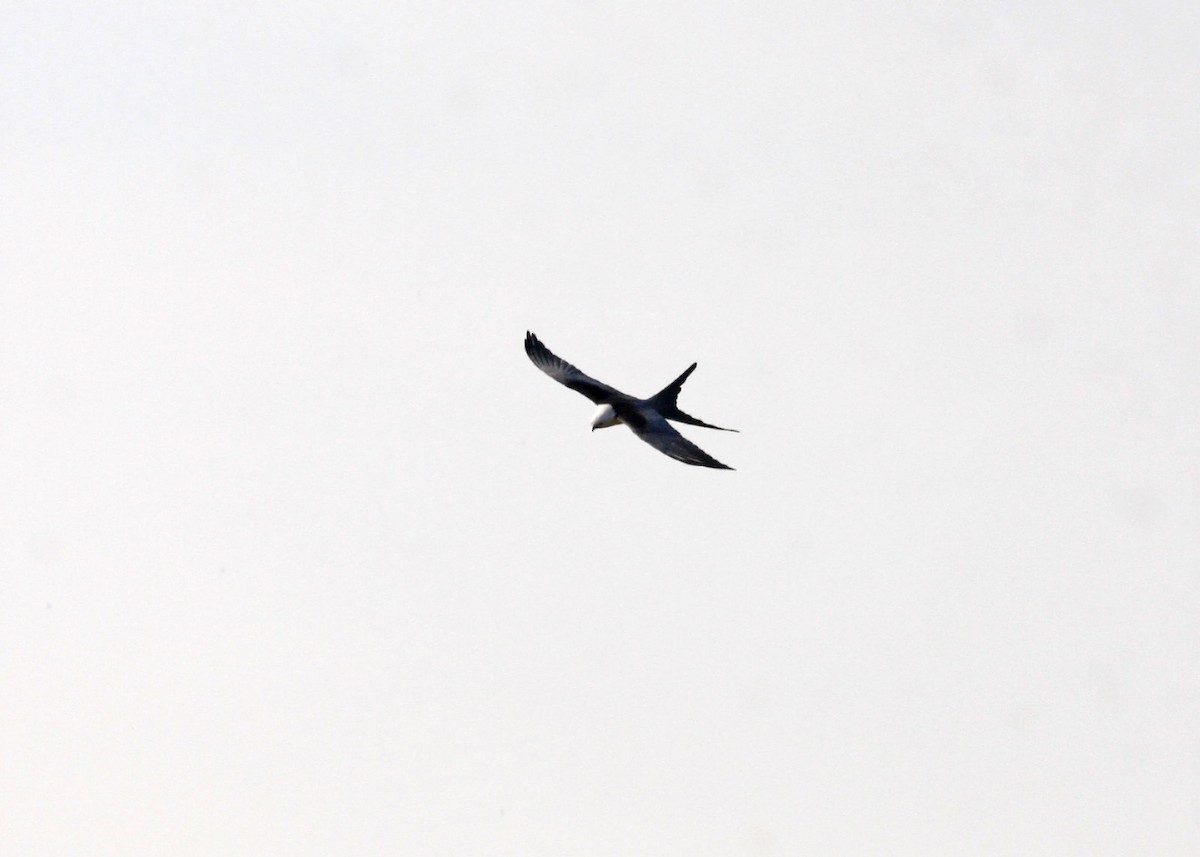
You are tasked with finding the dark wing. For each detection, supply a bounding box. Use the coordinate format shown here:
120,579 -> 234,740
629,412 -> 734,470
525,331 -> 623,404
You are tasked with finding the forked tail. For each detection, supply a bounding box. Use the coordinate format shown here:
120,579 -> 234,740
648,363 -> 738,432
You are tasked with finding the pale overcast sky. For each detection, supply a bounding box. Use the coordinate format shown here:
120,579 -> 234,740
3,2 -> 1198,854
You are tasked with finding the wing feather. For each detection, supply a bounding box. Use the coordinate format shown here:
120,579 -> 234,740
630,413 -> 734,470
524,331 -> 622,404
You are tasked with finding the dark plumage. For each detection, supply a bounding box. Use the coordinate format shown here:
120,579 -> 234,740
524,331 -> 737,470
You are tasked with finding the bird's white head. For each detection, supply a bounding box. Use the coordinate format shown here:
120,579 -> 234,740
590,403 -> 622,431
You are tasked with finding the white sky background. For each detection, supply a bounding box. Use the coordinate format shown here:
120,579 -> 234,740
3,2 -> 1198,854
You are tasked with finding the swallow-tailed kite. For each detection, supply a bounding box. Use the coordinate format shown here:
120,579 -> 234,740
524,331 -> 737,470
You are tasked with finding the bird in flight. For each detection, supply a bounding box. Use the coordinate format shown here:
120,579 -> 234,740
524,331 -> 737,470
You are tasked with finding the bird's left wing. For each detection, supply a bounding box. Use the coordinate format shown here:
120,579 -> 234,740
525,331 -> 623,404
629,412 -> 734,470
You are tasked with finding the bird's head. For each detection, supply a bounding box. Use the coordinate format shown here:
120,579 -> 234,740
590,403 -> 622,431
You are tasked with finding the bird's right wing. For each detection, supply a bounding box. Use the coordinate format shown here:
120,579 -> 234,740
629,412 -> 734,470
525,332 -> 623,404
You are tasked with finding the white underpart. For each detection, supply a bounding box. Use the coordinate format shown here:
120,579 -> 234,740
591,403 -> 622,430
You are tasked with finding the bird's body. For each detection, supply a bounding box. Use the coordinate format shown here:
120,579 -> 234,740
524,331 -> 737,470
